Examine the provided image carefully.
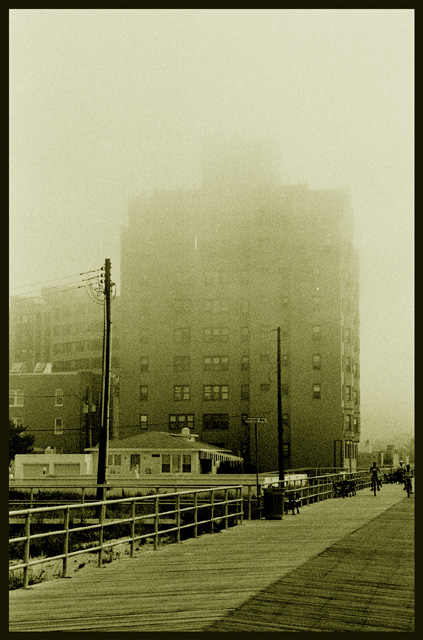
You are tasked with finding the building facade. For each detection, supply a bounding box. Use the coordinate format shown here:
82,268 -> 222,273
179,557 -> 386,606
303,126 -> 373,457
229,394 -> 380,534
9,285 -> 120,375
119,143 -> 360,471
9,370 -> 103,454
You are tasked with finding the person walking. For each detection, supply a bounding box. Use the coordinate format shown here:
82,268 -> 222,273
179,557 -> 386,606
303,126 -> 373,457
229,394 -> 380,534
370,461 -> 381,494
404,464 -> 413,496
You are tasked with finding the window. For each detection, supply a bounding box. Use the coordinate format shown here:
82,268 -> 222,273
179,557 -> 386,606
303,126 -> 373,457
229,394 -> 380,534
174,356 -> 191,372
204,327 -> 229,342
11,417 -> 23,427
260,353 -> 270,363
241,355 -> 249,371
241,384 -> 250,401
140,385 -> 148,401
345,414 -> 352,430
139,414 -> 148,430
353,362 -> 358,377
203,385 -> 229,400
182,454 -> 192,473
54,418 -> 63,434
312,384 -> 321,399
204,356 -> 229,372
281,384 -> 289,396
174,299 -> 192,314
162,454 -> 171,473
345,357 -> 351,373
174,385 -> 190,401
241,327 -> 249,342
175,328 -> 191,343
353,416 -> 359,431
204,299 -> 229,313
169,414 -> 194,431
312,325 -> 321,341
140,356 -> 149,372
313,354 -> 321,370
282,354 -> 289,366
55,389 -> 63,406
282,413 -> 289,427
108,454 -> 122,466
353,390 -> 359,405
260,383 -> 270,392
345,386 -> 352,402
9,390 -> 24,407
203,414 -> 229,430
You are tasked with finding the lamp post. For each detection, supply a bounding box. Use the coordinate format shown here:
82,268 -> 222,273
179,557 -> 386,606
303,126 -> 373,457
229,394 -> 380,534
277,326 -> 284,484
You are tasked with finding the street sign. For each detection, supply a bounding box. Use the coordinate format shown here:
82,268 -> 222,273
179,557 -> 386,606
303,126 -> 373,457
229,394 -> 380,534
245,417 -> 267,423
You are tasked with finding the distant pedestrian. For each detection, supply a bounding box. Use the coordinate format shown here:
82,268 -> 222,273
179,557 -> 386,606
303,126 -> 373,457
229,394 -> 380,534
370,462 -> 381,492
404,464 -> 413,496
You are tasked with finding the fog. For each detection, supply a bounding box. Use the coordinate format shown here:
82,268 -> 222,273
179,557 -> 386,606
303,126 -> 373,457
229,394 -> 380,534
9,9 -> 414,443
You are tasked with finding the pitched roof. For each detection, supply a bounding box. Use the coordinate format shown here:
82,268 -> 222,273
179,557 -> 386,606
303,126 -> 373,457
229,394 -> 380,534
90,431 -> 235,455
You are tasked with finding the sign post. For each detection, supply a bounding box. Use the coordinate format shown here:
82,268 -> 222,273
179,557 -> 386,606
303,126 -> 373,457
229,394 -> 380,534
245,417 -> 267,515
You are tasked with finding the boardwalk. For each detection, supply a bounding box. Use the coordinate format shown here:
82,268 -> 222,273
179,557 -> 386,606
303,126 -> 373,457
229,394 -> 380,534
9,484 -> 414,632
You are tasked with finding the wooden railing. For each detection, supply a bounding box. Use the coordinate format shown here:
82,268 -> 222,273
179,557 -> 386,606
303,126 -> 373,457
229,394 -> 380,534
9,485 -> 243,589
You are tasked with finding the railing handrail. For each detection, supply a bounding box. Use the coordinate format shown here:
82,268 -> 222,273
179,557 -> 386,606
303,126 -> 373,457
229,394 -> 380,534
9,484 -> 243,518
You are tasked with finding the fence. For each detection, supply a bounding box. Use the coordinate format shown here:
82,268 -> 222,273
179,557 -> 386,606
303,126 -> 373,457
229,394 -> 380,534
9,485 -> 243,589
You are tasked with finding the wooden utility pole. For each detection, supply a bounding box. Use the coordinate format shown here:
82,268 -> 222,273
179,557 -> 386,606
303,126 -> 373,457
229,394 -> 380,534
96,259 -> 112,498
277,326 -> 284,483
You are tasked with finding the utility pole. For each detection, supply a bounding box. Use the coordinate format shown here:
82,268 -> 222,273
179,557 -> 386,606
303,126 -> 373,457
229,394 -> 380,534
277,326 -> 284,483
96,259 -> 112,499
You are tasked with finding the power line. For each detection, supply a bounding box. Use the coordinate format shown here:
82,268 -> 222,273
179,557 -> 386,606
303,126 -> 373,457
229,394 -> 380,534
9,270 -> 102,293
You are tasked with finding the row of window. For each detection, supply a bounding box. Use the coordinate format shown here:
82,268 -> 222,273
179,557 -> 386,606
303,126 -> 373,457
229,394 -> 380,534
138,413 -> 291,431
52,356 -> 119,372
53,339 -> 103,354
140,326 -> 324,344
52,321 -> 101,337
9,389 -> 64,407
107,452 -> 193,474
139,383 -> 348,402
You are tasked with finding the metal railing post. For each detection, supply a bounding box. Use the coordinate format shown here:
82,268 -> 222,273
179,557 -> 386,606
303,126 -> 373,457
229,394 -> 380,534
238,487 -> 243,525
63,507 -> 70,578
224,488 -> 229,528
247,484 -> 252,521
176,494 -> 181,543
130,498 -> 136,557
194,491 -> 198,538
154,494 -> 159,550
23,511 -> 31,589
98,499 -> 106,568
29,488 -> 34,510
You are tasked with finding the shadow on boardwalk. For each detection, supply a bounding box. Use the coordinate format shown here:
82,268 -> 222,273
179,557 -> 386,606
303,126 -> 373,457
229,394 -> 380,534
9,485 -> 414,632
207,498 -> 414,632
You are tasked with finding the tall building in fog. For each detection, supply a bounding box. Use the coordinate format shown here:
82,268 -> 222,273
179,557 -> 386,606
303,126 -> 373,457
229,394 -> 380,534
119,140 -> 360,471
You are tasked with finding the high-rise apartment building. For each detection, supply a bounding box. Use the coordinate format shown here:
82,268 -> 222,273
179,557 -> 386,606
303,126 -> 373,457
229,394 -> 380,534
119,142 -> 360,471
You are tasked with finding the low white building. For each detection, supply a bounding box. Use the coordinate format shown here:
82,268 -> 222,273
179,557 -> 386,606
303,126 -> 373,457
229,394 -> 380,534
13,452 -> 94,479
87,429 -> 243,477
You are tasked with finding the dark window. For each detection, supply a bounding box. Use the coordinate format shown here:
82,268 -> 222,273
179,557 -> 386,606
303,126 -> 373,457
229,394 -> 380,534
241,355 -> 249,370
312,325 -> 321,341
174,299 -> 192,314
241,327 -> 249,342
241,384 -> 250,401
169,414 -> 194,431
161,454 -> 171,473
260,383 -> 270,392
313,384 -> 321,399
140,356 -> 149,372
203,414 -> 229,430
204,327 -> 229,342
139,414 -> 148,430
281,384 -> 289,396
313,354 -> 321,370
282,413 -> 289,427
345,357 -> 351,373
282,354 -> 289,366
140,385 -> 148,401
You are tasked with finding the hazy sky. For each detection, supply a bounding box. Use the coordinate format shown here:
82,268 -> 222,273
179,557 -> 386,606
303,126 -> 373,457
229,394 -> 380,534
9,9 -> 414,442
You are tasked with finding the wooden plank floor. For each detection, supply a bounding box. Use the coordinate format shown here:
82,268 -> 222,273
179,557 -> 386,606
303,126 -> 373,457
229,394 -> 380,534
9,484 -> 414,632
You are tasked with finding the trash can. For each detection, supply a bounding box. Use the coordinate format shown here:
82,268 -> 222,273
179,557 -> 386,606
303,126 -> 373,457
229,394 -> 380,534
263,487 -> 284,520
